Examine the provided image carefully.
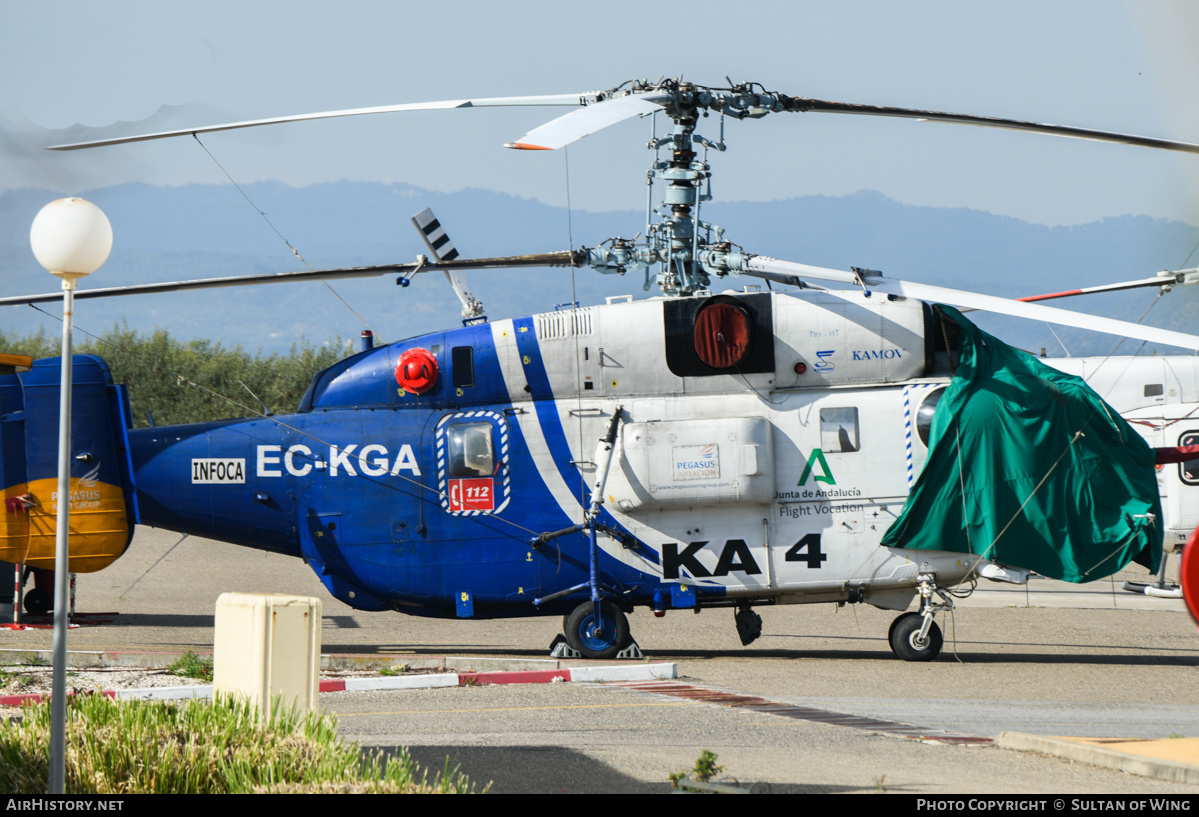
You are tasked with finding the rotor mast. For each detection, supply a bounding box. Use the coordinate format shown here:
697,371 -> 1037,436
651,84 -> 708,295
585,80 -> 790,296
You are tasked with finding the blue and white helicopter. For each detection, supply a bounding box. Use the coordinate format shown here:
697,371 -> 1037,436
4,79 -> 1199,660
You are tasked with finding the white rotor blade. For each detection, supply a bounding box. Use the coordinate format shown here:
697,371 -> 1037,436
741,257 -> 1199,351
504,94 -> 669,151
874,278 -> 1199,352
46,93 -> 597,151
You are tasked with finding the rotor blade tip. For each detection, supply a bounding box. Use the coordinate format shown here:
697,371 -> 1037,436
504,141 -> 553,151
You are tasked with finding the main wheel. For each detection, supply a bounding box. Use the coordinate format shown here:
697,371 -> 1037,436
564,601 -> 630,659
888,612 -> 942,661
23,588 -> 51,617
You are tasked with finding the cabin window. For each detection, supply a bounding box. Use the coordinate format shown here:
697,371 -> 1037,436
1180,431 -> 1199,487
820,407 -> 860,453
447,422 -> 493,477
452,346 -> 475,389
1144,383 -> 1164,398
916,387 -> 947,447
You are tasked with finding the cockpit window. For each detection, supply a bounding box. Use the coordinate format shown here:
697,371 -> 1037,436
447,422 -> 493,477
916,387 -> 947,448
1181,431 -> 1199,487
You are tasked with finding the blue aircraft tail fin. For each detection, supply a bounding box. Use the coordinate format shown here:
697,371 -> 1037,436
1,355 -> 137,573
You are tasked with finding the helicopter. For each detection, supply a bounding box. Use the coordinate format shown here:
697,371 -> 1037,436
3,78 -> 1199,661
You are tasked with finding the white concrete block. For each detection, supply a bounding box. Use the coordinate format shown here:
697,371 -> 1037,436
213,593 -> 321,717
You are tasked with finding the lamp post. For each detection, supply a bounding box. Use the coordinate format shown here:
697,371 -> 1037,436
29,198 -> 111,795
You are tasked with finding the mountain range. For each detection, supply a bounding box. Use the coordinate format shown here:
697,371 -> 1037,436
2,181 -> 1196,357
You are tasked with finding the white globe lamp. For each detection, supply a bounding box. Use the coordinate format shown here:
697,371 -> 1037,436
30,197 -> 112,284
29,196 -> 111,795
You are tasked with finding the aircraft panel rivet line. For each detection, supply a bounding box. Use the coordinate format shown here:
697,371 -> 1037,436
607,681 -> 992,746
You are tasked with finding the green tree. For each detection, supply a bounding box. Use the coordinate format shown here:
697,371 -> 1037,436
0,325 -> 351,427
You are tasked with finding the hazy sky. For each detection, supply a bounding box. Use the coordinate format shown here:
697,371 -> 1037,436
3,0 -> 1199,228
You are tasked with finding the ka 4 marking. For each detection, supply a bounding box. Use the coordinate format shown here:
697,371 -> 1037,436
662,534 -> 829,580
798,448 -> 835,486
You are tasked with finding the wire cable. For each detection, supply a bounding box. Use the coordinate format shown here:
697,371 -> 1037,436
191,134 -> 382,342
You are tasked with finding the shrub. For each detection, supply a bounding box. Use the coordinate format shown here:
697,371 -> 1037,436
166,651 -> 213,682
0,694 -> 482,794
0,326 -> 350,427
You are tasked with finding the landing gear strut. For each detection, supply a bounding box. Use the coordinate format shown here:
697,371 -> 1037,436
888,573 -> 952,661
537,408 -> 640,660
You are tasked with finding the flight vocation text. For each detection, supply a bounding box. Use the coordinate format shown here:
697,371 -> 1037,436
190,444 -> 421,484
774,486 -> 862,518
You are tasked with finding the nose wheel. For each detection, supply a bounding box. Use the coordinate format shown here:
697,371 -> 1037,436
887,573 -> 951,661
564,600 -> 630,659
888,612 -> 943,661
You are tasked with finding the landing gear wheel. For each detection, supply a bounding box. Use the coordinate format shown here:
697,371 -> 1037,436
564,601 -> 630,659
23,588 -> 51,617
888,612 -> 943,662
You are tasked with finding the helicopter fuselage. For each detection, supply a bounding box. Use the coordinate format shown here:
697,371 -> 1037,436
127,288 -> 989,619
6,285 -> 1192,658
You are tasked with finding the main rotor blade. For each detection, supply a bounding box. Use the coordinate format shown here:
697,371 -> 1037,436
1017,268 -> 1199,303
0,251 -> 583,306
872,277 -> 1199,351
780,96 -> 1199,155
738,258 -> 1199,351
505,93 -> 669,151
48,81 -> 1199,155
46,94 -> 598,151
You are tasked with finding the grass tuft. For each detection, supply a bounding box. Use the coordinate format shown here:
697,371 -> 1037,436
0,669 -> 36,692
166,650 -> 214,681
669,749 -> 724,791
0,694 -> 483,794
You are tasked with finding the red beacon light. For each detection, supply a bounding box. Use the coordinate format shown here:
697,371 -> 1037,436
396,347 -> 439,394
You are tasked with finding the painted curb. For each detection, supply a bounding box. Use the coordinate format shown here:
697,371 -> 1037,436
998,731 -> 1199,786
116,685 -> 213,701
320,673 -> 460,692
0,663 -> 678,706
459,669 -> 569,685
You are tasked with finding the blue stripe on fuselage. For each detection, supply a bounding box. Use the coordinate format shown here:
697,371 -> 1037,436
513,318 -> 587,509
510,317 -> 658,566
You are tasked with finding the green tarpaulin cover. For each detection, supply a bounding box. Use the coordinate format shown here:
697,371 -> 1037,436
881,306 -> 1162,582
